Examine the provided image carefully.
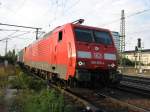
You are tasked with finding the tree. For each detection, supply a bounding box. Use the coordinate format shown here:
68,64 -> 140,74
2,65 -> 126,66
4,49 -> 17,64
120,58 -> 134,66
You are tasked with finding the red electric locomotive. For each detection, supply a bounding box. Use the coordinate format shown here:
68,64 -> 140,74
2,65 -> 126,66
18,19 -> 121,87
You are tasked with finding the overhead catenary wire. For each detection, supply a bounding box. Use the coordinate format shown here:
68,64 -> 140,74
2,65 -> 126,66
0,31 -> 31,41
0,30 -> 33,55
0,28 -> 33,32
127,8 -> 150,18
0,30 -> 18,55
0,23 -> 41,29
0,23 -> 41,40
42,0 -> 80,30
0,30 -> 40,56
0,30 -> 19,41
0,29 -> 19,32
101,8 -> 150,27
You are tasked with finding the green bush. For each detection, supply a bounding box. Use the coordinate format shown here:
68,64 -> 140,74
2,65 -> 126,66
9,72 -> 46,91
8,89 -> 73,112
24,90 -> 64,112
119,58 -> 134,66
27,77 -> 46,91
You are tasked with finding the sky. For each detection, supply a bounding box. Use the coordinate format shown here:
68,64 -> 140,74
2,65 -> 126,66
0,0 -> 150,55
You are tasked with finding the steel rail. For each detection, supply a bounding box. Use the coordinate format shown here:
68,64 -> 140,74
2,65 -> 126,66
122,75 -> 150,85
95,92 -> 149,112
50,84 -> 103,112
118,81 -> 150,97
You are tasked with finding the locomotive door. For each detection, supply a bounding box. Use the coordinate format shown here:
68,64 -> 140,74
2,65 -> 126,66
51,34 -> 58,71
56,30 -> 66,79
51,31 -> 63,71
57,31 -> 63,68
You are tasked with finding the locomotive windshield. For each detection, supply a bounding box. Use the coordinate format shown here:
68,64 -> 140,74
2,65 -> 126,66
75,28 -> 112,45
75,29 -> 93,42
94,31 -> 112,45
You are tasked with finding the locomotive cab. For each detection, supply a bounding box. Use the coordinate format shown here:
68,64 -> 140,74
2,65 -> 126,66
72,24 -> 121,85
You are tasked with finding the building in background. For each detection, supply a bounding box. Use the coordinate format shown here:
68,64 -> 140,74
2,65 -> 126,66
111,31 -> 120,51
123,49 -> 150,65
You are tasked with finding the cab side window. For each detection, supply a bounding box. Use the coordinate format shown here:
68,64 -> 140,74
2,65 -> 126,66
58,31 -> 63,42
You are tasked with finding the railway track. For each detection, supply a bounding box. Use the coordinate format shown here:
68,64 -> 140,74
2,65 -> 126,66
118,75 -> 150,97
48,82 -> 150,112
50,84 -> 102,112
119,81 -> 150,97
94,90 -> 149,112
48,83 -> 150,112
122,75 -> 150,85
62,87 -> 150,112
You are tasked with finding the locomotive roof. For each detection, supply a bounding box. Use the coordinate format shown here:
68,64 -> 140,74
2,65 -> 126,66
43,23 -> 111,37
72,23 -> 111,32
25,23 -> 111,48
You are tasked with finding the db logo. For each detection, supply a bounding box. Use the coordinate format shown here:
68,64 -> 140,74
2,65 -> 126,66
94,53 -> 102,59
95,46 -> 99,51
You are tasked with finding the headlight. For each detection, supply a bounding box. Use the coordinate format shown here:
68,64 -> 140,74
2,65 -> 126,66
104,53 -> 116,60
78,61 -> 85,66
108,63 -> 116,67
77,51 -> 92,59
